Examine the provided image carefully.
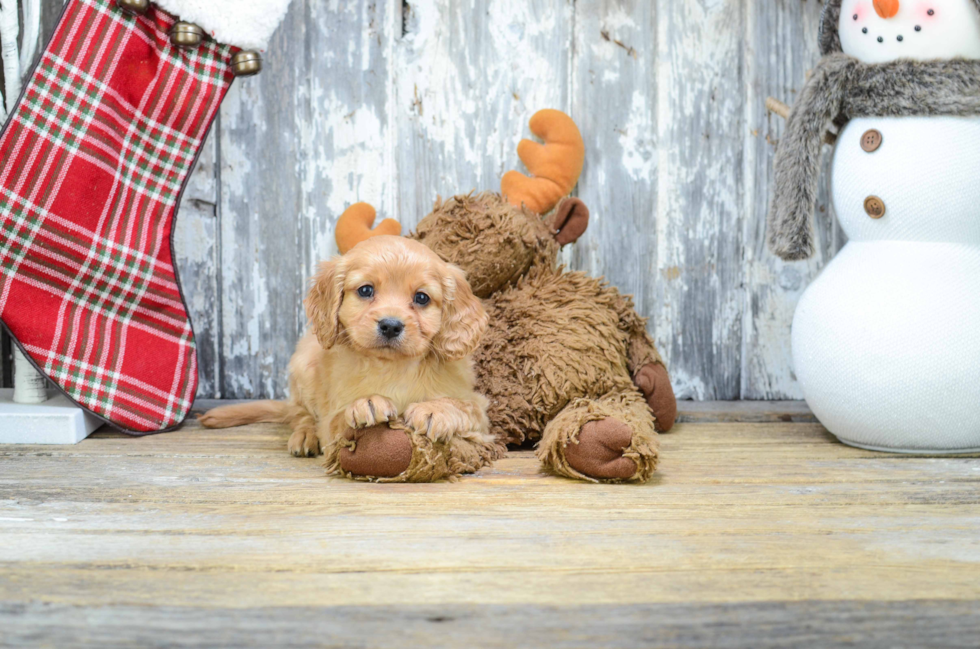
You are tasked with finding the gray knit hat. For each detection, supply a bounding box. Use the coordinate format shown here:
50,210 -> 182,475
819,0 -> 980,55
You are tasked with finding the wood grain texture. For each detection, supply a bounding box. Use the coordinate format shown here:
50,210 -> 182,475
3,0 -> 842,401
741,0 -> 842,399
675,399 -> 817,423
651,0 -> 746,399
3,601 -> 980,649
216,0 -> 397,398
172,133 -> 220,397
569,0 -> 659,361
1,410 -> 979,646
393,0 -> 573,229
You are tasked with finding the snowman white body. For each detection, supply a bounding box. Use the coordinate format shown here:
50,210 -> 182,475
791,0 -> 980,451
793,116 -> 980,451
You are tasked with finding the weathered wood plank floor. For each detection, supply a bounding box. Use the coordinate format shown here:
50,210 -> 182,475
1,402 -> 979,648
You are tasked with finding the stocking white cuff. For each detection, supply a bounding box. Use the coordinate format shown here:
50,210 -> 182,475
154,0 -> 293,51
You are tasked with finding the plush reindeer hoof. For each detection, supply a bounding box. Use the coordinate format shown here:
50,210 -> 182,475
339,425 -> 412,478
564,418 -> 637,480
634,363 -> 677,432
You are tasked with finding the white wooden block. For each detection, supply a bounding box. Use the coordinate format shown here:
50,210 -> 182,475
0,388 -> 102,444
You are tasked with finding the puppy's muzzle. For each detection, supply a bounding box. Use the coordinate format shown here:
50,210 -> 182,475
377,318 -> 405,341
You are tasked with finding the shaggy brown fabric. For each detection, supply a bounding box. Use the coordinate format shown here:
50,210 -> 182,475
476,268 -> 648,444
325,420 -> 502,483
537,390 -> 660,483
414,192 -> 556,299
412,192 -> 673,483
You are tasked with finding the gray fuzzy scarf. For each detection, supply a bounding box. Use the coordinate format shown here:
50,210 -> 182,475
768,54 -> 980,260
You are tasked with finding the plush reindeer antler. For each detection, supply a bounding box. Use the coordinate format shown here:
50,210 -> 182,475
335,202 -> 401,254
501,109 -> 585,215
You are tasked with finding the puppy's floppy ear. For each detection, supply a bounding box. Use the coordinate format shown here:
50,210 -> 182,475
305,257 -> 347,350
434,264 -> 488,361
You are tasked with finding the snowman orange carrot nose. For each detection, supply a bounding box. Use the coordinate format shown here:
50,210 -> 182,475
874,0 -> 900,19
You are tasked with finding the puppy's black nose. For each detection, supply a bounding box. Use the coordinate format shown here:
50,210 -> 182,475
378,318 -> 404,340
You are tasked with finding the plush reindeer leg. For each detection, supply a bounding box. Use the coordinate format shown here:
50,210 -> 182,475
329,424 -> 415,478
632,363 -> 676,433
537,389 -> 660,483
325,399 -> 502,483
610,292 -> 677,432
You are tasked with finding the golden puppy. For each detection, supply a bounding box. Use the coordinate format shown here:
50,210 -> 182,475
200,236 -> 496,480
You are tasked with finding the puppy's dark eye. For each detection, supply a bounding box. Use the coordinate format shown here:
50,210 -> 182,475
357,285 -> 374,298
414,291 -> 430,306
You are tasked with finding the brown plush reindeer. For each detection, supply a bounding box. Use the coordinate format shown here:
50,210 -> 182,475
336,110 -> 676,482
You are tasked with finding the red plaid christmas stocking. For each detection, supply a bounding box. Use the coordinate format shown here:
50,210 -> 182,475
0,0 -> 291,433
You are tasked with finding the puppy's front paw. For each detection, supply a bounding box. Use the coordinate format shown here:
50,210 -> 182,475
344,395 -> 398,429
404,401 -> 467,443
288,428 -> 321,457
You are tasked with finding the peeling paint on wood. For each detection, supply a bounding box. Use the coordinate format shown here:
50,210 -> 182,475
393,0 -> 573,229
741,0 -> 843,399
10,0 -> 839,401
172,133 -> 220,397
650,0 -> 745,400
216,0 -> 398,398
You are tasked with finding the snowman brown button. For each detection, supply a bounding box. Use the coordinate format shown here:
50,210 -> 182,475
864,196 -> 886,219
861,129 -> 883,152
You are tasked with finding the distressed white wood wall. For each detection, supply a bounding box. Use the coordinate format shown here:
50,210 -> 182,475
17,0 -> 841,400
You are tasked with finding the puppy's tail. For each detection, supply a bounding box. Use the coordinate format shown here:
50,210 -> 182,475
198,400 -> 289,429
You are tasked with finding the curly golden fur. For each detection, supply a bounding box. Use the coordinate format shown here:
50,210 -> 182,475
200,236 -> 500,481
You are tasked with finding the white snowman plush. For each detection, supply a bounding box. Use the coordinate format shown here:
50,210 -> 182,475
768,0 -> 980,452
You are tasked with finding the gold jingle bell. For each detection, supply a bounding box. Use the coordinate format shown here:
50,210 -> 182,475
231,51 -> 263,77
171,22 -> 205,49
117,0 -> 150,16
